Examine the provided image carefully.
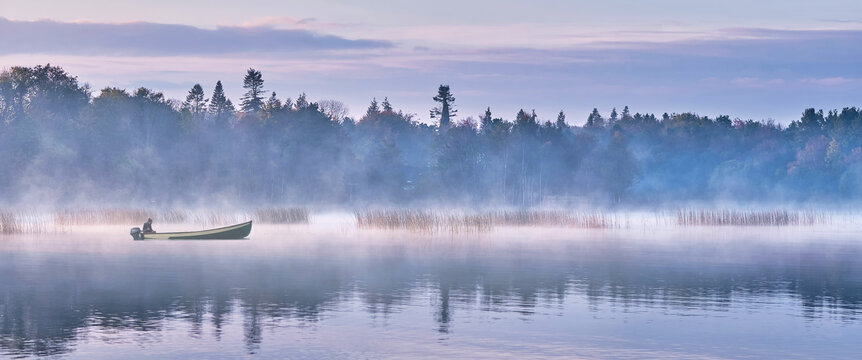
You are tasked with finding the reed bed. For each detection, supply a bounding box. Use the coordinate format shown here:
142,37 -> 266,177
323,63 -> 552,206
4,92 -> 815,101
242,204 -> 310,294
355,210 -> 491,233
54,209 -> 188,226
676,209 -> 831,226
50,208 -> 310,227
253,208 -> 309,224
0,211 -> 18,234
485,210 -> 619,228
1,210 -> 53,234
355,209 -> 622,233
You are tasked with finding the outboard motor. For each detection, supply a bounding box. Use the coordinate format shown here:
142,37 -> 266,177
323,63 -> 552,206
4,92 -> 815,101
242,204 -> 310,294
130,227 -> 143,240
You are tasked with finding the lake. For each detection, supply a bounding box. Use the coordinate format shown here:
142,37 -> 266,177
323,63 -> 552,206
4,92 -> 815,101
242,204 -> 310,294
1,221 -> 861,359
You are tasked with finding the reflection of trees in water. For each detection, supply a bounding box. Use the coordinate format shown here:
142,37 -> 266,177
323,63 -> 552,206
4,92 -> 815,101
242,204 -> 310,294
0,262 -> 89,357
435,282 -> 452,334
0,298 -> 79,357
242,303 -> 262,354
358,258 -> 419,318
2,246 -> 862,356
210,294 -> 232,341
175,296 -> 209,339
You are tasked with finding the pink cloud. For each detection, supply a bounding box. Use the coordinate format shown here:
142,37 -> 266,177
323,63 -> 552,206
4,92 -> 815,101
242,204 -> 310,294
800,77 -> 861,86
237,16 -> 347,31
0,17 -> 390,56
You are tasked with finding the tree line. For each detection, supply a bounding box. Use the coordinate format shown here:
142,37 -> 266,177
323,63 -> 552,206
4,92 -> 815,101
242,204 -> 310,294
1,64 -> 860,207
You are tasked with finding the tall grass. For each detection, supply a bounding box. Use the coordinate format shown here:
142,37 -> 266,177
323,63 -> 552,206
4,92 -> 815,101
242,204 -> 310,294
51,208 -> 309,226
356,208 -> 841,233
485,210 -> 619,228
253,208 -> 309,224
0,211 -> 18,234
676,209 -> 831,226
355,209 -> 622,233
1,210 -> 53,234
355,210 -> 493,233
54,209 -> 188,226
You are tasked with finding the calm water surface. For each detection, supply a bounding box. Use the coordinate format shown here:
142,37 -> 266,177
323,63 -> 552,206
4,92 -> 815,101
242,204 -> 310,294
1,223 -> 861,359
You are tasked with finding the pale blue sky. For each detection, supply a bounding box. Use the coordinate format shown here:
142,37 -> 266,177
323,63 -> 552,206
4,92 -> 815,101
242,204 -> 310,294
2,0 -> 861,123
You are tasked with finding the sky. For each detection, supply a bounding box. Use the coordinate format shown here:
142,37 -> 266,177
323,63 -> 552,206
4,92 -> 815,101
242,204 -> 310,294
1,0 -> 862,124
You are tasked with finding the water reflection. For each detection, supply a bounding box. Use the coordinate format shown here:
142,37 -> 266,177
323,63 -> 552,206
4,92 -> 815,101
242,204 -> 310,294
1,228 -> 862,357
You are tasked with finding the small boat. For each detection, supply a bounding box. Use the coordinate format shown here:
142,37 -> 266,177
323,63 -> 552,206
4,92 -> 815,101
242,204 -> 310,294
130,221 -> 252,240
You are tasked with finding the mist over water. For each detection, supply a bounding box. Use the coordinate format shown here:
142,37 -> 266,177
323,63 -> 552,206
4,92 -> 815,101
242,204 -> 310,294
2,223 -> 862,359
3,63 -> 862,359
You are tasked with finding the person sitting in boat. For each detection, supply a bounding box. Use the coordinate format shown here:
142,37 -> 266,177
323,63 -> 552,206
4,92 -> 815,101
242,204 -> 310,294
142,218 -> 155,234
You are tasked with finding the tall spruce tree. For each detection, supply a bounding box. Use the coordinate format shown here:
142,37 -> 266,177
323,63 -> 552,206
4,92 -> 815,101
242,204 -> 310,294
366,97 -> 380,117
556,110 -> 567,129
183,84 -> 207,119
480,107 -> 493,131
295,93 -> 309,110
208,80 -> 234,126
240,68 -> 265,113
621,106 -> 632,121
430,85 -> 456,130
586,108 -> 604,128
263,91 -> 282,116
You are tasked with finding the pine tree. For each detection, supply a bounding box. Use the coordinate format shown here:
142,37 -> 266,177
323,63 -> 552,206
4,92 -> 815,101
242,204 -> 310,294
514,109 -> 538,132
621,106 -> 631,121
366,97 -> 380,117
263,91 -> 282,116
430,85 -> 456,130
183,84 -> 207,120
295,93 -> 309,110
556,110 -> 567,129
586,108 -> 604,128
382,97 -> 393,113
480,107 -> 492,131
240,68 -> 265,113
208,80 -> 234,126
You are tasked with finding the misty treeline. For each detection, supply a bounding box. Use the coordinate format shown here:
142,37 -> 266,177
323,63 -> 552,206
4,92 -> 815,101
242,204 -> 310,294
1,64 -> 861,208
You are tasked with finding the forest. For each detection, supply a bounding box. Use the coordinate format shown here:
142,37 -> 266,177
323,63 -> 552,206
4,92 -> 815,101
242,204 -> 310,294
1,64 -> 861,208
